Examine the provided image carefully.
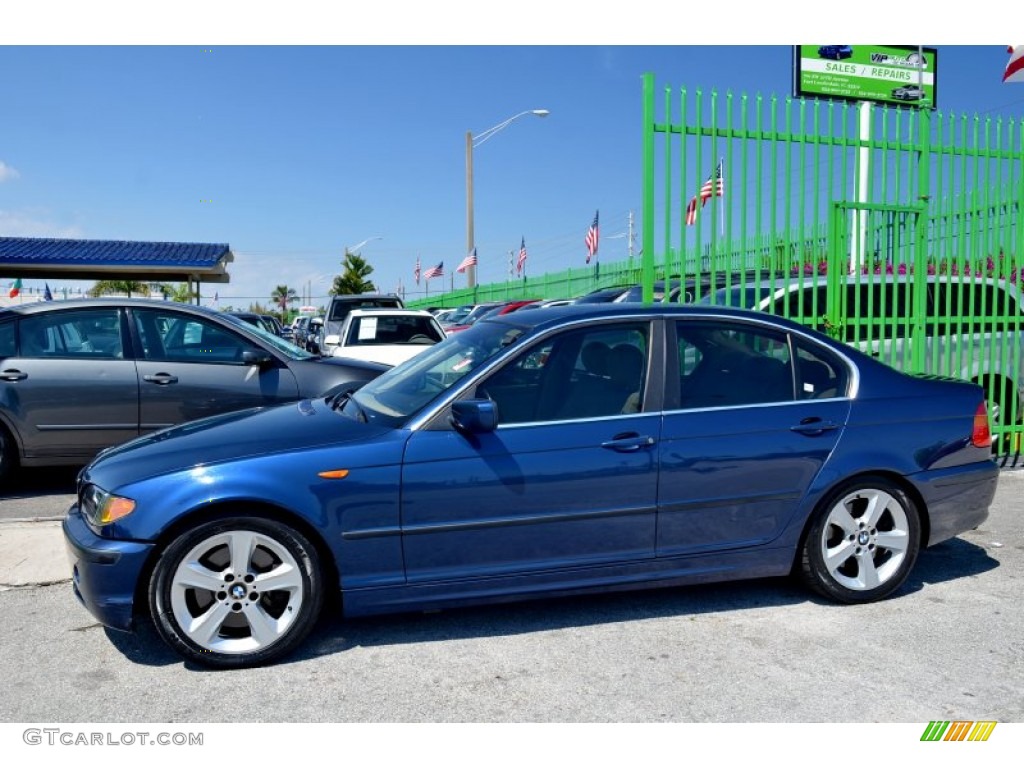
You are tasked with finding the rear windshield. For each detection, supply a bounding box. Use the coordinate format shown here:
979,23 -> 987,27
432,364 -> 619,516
329,298 -> 403,321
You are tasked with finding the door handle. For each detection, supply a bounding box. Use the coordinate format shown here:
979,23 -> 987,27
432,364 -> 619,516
0,369 -> 28,382
790,417 -> 839,436
143,373 -> 179,385
601,433 -> 656,452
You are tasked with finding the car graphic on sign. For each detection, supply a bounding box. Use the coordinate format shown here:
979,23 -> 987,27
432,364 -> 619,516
818,45 -> 853,60
892,84 -> 925,101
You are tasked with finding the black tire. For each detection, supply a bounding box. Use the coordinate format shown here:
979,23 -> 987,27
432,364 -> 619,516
800,476 -> 921,604
0,425 -> 17,488
985,378 -> 1021,455
148,516 -> 324,669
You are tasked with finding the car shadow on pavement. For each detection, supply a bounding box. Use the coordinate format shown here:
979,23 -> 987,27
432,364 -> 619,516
902,536 -> 1000,592
298,538 -> 1000,665
0,466 -> 78,499
102,537 -> 999,670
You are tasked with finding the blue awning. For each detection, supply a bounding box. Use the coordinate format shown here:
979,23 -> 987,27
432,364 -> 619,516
0,237 -> 234,283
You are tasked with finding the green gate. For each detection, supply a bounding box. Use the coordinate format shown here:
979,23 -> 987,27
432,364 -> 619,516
641,72 -> 1024,457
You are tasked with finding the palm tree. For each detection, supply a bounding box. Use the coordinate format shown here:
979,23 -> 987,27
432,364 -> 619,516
330,251 -> 376,295
271,285 -> 298,315
155,283 -> 198,303
88,280 -> 151,298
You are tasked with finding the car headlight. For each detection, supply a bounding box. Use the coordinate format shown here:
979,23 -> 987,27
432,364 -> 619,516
81,484 -> 137,527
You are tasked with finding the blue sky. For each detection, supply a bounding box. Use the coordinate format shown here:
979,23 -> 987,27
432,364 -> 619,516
1,10 -> 1020,309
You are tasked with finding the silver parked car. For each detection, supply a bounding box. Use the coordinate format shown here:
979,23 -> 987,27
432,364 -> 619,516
0,298 -> 388,485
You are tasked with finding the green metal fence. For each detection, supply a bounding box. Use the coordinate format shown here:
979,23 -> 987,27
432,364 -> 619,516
640,72 -> 1024,456
405,261 -> 643,310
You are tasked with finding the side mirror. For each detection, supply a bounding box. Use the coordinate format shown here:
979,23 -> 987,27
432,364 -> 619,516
451,399 -> 498,434
241,349 -> 274,367
323,334 -> 341,347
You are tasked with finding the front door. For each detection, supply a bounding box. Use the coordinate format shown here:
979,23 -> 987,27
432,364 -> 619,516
400,320 -> 661,583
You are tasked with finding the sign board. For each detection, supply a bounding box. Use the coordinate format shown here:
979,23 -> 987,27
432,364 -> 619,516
794,45 -> 938,108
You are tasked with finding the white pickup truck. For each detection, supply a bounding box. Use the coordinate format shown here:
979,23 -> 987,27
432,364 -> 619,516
323,308 -> 446,367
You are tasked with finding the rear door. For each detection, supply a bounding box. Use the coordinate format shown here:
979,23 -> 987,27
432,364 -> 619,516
657,318 -> 851,556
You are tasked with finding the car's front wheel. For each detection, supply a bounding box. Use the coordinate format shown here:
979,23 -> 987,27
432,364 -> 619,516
800,477 -> 921,603
0,426 -> 15,486
148,516 -> 324,668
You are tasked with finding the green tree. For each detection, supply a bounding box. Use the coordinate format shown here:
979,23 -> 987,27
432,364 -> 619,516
88,280 -> 151,298
157,283 -> 198,303
330,251 -> 376,295
270,285 -> 298,316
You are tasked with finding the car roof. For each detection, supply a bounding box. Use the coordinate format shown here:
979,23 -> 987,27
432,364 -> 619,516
480,301 -> 833,337
347,308 -> 435,317
0,297 -> 230,318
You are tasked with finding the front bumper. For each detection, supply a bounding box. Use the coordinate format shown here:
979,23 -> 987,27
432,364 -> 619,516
63,504 -> 155,631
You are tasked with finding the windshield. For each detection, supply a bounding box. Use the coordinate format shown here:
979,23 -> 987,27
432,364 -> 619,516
699,285 -> 776,310
342,319 -> 526,427
443,305 -> 474,325
219,312 -> 316,359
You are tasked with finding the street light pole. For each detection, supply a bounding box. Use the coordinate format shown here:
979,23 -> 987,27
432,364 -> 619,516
347,236 -> 383,253
466,130 -> 475,288
466,109 -> 549,289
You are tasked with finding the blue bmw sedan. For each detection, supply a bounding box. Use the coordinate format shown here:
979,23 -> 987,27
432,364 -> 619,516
63,304 -> 999,667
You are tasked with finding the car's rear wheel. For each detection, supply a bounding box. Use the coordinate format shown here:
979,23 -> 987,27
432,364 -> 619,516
800,477 -> 920,604
148,516 -> 323,668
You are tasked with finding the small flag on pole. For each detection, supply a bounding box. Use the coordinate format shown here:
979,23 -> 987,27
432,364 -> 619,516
457,247 -> 478,274
8,278 -> 22,298
1004,46 -> 1024,83
685,160 -> 725,226
423,261 -> 444,280
43,283 -> 53,301
585,210 -> 600,263
516,238 -> 528,275
414,256 -> 421,285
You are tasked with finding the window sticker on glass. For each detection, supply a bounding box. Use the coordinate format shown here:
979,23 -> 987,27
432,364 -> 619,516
358,318 -> 378,341
452,356 -> 475,371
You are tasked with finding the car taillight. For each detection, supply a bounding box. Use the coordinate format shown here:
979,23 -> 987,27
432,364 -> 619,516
972,402 -> 992,448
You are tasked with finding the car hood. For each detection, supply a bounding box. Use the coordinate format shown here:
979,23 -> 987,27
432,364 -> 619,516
83,398 -> 392,490
332,346 -> 433,366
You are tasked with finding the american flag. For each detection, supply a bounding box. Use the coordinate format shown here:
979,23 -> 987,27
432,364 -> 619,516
413,256 -> 421,285
685,160 -> 725,226
423,261 -> 444,280
1005,45 -> 1024,83
516,237 -> 527,275
457,247 -> 477,273
585,210 -> 599,263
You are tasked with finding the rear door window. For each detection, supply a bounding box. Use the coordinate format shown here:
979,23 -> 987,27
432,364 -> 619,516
18,309 -> 124,359
675,320 -> 794,409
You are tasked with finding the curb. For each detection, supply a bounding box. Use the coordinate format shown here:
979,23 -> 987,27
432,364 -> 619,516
0,520 -> 71,589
